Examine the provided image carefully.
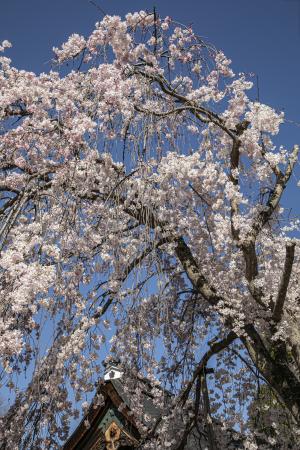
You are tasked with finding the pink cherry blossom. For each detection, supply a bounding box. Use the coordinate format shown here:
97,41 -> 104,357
0,10 -> 299,450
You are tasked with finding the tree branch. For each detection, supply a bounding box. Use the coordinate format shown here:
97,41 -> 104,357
139,332 -> 236,449
239,145 -> 299,306
200,371 -> 218,450
133,69 -> 237,140
174,237 -> 221,306
229,120 -> 250,242
272,242 -> 296,322
179,331 -> 237,405
248,145 -> 299,244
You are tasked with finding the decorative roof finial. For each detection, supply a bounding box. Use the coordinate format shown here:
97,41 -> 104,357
103,357 -> 123,381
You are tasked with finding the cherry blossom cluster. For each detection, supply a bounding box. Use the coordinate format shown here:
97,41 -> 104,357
0,10 -> 299,449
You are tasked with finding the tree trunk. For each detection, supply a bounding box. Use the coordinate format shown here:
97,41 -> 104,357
244,324 -> 300,424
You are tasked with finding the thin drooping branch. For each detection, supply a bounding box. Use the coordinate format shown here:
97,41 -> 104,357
272,242 -> 296,322
0,231 -> 171,447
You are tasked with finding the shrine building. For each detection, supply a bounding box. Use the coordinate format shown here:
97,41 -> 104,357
63,363 -> 244,450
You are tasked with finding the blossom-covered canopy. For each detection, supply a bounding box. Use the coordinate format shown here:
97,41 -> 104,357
0,10 -> 299,449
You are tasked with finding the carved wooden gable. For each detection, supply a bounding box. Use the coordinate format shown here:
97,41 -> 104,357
63,380 -> 140,450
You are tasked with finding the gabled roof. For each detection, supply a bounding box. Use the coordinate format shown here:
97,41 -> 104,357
111,378 -> 163,423
63,376 -> 247,450
63,379 -> 140,450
